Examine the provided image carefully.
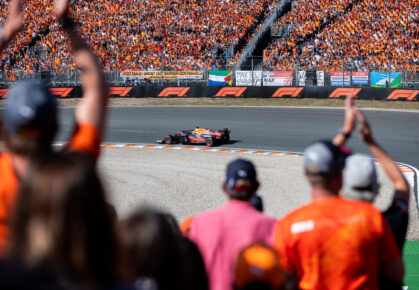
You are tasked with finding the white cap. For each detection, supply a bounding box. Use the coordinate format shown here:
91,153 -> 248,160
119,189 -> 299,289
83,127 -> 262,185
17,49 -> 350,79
342,154 -> 380,202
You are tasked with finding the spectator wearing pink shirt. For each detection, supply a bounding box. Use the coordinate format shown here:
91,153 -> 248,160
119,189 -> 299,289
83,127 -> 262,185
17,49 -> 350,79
188,159 -> 276,290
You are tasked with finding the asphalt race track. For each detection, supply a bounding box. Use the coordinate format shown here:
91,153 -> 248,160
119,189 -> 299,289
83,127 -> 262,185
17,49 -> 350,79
1,106 -> 418,239
56,106 -> 419,168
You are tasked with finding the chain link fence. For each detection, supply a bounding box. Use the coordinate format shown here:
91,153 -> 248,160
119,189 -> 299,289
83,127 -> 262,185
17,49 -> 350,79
0,68 -> 418,88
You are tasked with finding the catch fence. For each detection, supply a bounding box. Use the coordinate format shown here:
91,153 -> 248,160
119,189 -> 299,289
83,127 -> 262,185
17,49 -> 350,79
0,69 -> 417,89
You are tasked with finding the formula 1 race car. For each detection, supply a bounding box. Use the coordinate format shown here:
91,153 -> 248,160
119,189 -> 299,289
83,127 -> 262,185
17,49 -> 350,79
157,127 -> 231,147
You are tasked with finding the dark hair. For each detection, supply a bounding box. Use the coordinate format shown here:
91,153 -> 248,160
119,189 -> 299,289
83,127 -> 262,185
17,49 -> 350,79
4,126 -> 56,156
225,180 -> 259,201
10,152 -> 120,289
122,207 -> 208,290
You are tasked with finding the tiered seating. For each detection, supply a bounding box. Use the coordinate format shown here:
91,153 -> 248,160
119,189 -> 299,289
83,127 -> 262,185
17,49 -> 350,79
2,0 -> 280,74
264,0 -> 418,72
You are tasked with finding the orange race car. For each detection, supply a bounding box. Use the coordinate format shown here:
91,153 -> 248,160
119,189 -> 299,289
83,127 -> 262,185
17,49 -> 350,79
157,127 -> 231,147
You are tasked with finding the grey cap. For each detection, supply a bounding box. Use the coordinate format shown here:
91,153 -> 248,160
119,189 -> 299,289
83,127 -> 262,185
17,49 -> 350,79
304,140 -> 347,174
342,154 -> 379,202
4,82 -> 57,138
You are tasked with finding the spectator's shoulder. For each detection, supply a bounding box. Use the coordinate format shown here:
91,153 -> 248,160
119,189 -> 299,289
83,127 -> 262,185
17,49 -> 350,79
277,201 -> 318,224
348,198 -> 381,212
191,207 -> 223,224
252,209 -> 276,227
0,151 -> 12,168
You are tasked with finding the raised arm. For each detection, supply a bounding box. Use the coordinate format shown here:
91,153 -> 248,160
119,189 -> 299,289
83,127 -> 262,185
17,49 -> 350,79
356,110 -> 410,203
55,0 -> 109,137
332,95 -> 357,147
0,0 -> 24,52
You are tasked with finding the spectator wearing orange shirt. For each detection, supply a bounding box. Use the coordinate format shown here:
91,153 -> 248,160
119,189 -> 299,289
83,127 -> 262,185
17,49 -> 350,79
272,99 -> 404,289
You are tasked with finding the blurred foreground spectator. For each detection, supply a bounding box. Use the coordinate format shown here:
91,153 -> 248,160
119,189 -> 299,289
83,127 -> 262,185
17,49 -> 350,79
334,102 -> 410,290
0,152 -> 125,289
0,0 -> 108,253
273,99 -> 405,289
234,242 -> 287,290
185,158 -> 276,290
121,207 -> 208,290
341,110 -> 410,252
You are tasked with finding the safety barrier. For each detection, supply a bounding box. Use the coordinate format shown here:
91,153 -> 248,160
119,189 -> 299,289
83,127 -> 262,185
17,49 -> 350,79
1,86 -> 417,101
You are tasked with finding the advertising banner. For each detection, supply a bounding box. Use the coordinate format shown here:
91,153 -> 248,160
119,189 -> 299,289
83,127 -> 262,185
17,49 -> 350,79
208,70 -> 232,86
316,71 -> 324,86
120,70 -> 203,80
2,86 -> 417,101
371,72 -> 401,88
352,72 -> 369,85
297,71 -> 306,86
331,72 -> 350,86
263,71 -> 293,86
235,71 -> 262,86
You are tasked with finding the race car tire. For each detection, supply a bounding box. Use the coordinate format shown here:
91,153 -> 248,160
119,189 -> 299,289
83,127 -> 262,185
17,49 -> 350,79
163,136 -> 174,144
181,136 -> 190,145
223,134 -> 230,144
205,138 -> 215,147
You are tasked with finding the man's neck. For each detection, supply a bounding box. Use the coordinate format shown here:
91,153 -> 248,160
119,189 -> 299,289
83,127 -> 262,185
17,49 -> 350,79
10,153 -> 30,179
311,187 -> 339,200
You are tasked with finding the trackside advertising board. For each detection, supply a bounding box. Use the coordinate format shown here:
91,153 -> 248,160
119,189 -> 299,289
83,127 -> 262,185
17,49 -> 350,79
331,72 -> 350,86
208,71 -> 232,86
1,87 -> 417,101
120,70 -> 203,80
371,72 -> 401,88
352,72 -> 369,85
235,71 -> 262,86
263,71 -> 293,86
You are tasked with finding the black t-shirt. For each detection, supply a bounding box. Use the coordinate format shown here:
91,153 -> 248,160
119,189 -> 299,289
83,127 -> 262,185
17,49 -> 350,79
0,258 -> 64,290
382,192 -> 409,251
379,192 -> 409,290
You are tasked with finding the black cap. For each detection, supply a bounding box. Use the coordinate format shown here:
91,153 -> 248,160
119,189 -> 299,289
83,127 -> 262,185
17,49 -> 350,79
225,159 -> 257,190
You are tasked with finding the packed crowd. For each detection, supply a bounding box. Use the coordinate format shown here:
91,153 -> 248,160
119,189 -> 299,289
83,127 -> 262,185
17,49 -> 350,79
0,1 -> 54,75
0,1 -> 412,290
0,0 -> 280,77
264,0 -> 418,72
1,0 -> 417,77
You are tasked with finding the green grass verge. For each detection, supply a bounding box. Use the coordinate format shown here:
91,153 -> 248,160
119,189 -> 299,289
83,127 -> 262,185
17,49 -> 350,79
404,241 -> 419,289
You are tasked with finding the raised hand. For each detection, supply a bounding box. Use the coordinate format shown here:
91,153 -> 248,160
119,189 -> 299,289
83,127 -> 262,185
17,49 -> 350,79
54,0 -> 71,20
356,110 -> 374,145
342,94 -> 358,134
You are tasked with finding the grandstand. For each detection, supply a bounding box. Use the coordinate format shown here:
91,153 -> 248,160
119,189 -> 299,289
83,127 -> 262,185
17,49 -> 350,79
0,0 -> 417,87
0,0 -> 419,289
263,0 -> 418,72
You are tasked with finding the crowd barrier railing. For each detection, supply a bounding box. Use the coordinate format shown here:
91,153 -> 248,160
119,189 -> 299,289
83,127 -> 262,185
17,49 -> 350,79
0,70 -> 418,89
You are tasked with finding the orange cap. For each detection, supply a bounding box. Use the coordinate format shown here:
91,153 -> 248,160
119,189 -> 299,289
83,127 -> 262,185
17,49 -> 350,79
234,243 -> 284,289
179,216 -> 194,237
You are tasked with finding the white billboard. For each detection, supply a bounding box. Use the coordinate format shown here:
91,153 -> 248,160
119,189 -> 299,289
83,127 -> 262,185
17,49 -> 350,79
316,71 -> 324,86
235,71 -> 262,86
262,71 -> 293,86
297,71 -> 306,86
